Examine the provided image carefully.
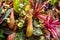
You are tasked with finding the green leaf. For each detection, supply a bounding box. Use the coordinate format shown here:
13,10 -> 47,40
0,29 -> 4,38
33,27 -> 43,36
18,19 -> 25,29
24,0 -> 30,5
50,0 -> 58,6
33,19 -> 43,28
0,7 -> 3,13
15,32 -> 25,40
14,0 -> 20,13
0,0 -> 2,2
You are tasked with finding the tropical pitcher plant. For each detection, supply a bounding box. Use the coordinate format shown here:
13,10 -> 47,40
0,0 -> 60,40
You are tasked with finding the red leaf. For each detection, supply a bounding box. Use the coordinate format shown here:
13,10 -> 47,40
29,0 -> 34,7
52,22 -> 60,25
37,14 -> 47,21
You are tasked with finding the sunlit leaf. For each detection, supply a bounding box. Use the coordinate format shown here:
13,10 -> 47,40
0,0 -> 2,2
50,0 -> 58,6
14,0 -> 20,13
24,0 -> 30,5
